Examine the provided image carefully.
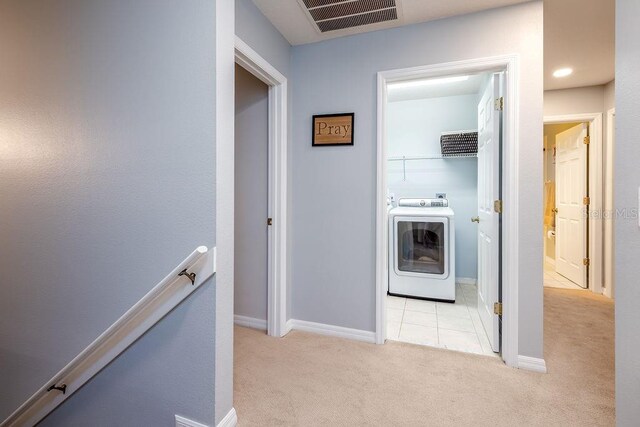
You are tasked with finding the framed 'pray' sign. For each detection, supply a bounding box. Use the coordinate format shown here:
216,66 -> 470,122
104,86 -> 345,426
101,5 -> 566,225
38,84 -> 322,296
312,113 -> 354,146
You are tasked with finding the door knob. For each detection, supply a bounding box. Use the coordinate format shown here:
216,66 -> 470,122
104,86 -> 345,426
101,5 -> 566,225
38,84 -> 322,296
471,216 -> 480,223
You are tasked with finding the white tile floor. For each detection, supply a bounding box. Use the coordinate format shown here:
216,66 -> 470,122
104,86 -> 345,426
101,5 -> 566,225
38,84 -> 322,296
386,283 -> 497,357
543,262 -> 585,290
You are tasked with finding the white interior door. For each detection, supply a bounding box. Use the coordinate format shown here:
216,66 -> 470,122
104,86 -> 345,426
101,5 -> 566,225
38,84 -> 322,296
476,74 -> 501,353
555,123 -> 588,288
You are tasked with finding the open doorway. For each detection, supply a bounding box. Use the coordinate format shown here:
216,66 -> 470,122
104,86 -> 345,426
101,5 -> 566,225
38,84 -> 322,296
543,114 -> 607,295
233,38 -> 289,338
376,55 -> 521,367
543,122 -> 590,290
384,73 -> 497,357
234,64 -> 270,330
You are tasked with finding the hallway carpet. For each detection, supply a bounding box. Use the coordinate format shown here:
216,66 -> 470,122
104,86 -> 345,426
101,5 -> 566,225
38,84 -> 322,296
234,289 -> 614,426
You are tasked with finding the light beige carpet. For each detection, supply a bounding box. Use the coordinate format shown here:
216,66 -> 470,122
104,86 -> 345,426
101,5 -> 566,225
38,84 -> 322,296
234,288 -> 614,426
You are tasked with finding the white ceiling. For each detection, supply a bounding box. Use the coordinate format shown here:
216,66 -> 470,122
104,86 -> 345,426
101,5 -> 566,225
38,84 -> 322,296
387,74 -> 486,103
253,0 -> 531,46
252,0 -> 615,91
544,0 -> 615,90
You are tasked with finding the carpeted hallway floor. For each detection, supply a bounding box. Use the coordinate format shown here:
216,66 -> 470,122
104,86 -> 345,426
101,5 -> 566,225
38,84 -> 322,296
234,288 -> 614,426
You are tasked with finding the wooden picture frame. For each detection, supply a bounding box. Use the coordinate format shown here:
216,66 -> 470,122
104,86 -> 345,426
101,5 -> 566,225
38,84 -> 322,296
312,113 -> 354,146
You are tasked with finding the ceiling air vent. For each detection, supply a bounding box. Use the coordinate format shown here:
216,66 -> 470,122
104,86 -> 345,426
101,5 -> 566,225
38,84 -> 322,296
301,0 -> 399,33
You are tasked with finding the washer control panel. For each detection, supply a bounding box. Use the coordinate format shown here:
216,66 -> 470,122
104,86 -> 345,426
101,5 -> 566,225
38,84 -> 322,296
398,198 -> 449,207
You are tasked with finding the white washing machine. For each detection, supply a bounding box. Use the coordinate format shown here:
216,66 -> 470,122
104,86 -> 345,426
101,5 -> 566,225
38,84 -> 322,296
388,198 -> 456,302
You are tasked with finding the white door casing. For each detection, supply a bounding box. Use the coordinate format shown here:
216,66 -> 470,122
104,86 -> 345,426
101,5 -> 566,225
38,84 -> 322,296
555,123 -> 588,288
234,37 -> 289,337
477,74 -> 501,353
376,55 -> 521,367
604,109 -> 615,299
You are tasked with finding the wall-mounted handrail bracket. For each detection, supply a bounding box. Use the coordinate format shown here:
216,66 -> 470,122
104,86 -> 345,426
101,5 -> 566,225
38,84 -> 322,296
1,246 -> 214,427
178,269 -> 196,285
46,384 -> 66,395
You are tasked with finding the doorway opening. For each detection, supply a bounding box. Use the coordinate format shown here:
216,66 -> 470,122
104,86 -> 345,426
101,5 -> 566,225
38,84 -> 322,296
376,55 -> 521,367
234,64 -> 270,330
543,122 -> 590,290
542,113 -> 606,295
233,37 -> 289,338
385,73 -> 497,357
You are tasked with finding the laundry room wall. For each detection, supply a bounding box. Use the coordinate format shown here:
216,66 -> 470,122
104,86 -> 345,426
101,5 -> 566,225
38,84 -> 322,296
387,94 -> 478,280
290,1 -> 544,360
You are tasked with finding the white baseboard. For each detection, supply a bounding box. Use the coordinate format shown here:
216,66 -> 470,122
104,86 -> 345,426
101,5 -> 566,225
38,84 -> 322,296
216,408 -> 237,427
456,277 -> 477,285
234,315 -> 267,331
176,415 -> 210,427
285,318 -> 294,334
289,319 -> 376,343
517,355 -> 547,373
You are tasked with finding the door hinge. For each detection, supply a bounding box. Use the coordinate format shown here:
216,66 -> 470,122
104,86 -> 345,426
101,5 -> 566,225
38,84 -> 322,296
583,258 -> 590,266
583,196 -> 590,205
583,136 -> 590,145
494,97 -> 504,111
494,302 -> 503,316
267,218 -> 273,226
493,199 -> 503,214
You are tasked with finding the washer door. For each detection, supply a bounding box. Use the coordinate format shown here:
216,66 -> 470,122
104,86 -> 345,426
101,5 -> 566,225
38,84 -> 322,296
394,216 -> 449,279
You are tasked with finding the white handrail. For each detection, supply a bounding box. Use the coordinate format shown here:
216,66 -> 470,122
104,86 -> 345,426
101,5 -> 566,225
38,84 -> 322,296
1,246 -> 216,427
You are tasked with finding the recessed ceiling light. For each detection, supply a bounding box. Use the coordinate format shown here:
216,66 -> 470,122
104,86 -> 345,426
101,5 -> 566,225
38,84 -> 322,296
389,75 -> 470,90
553,68 -> 573,78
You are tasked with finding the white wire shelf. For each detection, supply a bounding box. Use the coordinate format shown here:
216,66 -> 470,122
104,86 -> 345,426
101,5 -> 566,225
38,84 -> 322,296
387,154 -> 477,181
387,153 -> 477,161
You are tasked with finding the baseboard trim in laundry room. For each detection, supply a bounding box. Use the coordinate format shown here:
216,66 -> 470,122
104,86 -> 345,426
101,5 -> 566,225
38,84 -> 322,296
517,355 -> 547,373
456,277 -> 477,285
234,315 -> 267,331
289,319 -> 376,343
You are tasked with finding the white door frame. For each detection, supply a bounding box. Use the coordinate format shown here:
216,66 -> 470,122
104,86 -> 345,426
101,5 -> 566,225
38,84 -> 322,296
543,113 -> 604,294
603,108 -> 615,299
234,37 -> 289,337
376,54 -> 521,368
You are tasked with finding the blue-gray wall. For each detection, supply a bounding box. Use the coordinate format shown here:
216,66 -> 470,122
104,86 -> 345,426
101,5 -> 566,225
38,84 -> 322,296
236,0 -> 290,78
615,0 -> 640,424
290,2 -> 544,359
387,95 -> 478,279
235,64 -> 269,322
0,1 -> 216,425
